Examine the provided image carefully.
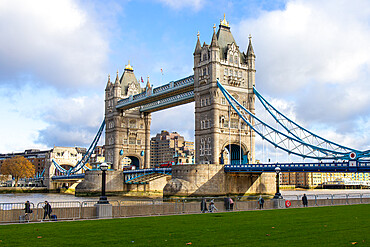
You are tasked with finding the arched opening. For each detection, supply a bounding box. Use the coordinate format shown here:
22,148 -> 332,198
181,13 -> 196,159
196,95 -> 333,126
121,156 -> 140,169
225,144 -> 249,165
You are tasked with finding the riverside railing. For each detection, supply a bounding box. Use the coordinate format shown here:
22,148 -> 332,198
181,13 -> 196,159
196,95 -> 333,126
1,193 -> 370,224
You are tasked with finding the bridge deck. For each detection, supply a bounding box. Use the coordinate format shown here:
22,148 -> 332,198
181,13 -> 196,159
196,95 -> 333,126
116,75 -> 194,112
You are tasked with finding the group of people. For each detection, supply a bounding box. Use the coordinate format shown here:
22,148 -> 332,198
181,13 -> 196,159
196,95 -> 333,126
201,198 -> 234,213
201,199 -> 217,213
200,194 -> 308,212
23,201 -> 53,221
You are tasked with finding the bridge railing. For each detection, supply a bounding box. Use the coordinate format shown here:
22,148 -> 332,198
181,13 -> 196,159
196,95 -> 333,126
1,193 -> 370,223
0,202 -> 35,223
36,201 -> 81,221
116,75 -> 194,107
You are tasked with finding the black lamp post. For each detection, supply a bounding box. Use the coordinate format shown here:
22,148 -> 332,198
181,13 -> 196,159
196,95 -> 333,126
98,162 -> 109,204
273,166 -> 282,199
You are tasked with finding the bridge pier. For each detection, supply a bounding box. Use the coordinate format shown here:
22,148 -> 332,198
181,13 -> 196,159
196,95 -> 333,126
75,170 -> 123,196
163,164 -> 275,197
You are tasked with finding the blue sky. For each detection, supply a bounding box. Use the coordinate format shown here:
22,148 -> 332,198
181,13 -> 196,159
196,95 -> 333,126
0,0 -> 369,162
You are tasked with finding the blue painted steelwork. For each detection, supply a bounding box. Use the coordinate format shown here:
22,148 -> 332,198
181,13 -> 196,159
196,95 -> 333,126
224,161 -> 370,173
140,91 -> 194,112
123,168 -> 172,183
116,75 -> 194,111
51,119 -> 105,176
217,79 -> 370,161
52,173 -> 85,180
253,87 -> 369,158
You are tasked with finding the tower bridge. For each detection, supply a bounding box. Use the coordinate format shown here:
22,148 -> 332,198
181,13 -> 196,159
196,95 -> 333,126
50,16 -> 370,196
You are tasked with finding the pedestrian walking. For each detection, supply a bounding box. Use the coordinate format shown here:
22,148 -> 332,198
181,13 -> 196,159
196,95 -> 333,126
229,198 -> 234,211
209,199 -> 218,213
43,201 -> 52,220
200,199 -> 208,213
258,196 -> 264,209
24,201 -> 32,221
302,194 -> 308,207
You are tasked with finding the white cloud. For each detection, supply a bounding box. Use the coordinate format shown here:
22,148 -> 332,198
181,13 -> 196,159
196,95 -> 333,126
235,0 -> 370,93
157,0 -> 205,11
234,0 -> 370,152
0,0 -> 108,90
37,94 -> 104,147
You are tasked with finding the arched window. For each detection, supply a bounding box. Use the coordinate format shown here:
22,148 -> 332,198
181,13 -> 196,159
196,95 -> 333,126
234,55 -> 238,64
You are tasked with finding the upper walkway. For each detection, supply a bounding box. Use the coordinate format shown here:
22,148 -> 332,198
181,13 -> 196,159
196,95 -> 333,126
116,75 -> 194,112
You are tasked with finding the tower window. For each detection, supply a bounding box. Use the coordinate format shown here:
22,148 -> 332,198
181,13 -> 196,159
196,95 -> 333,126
129,138 -> 136,145
129,120 -> 136,128
225,68 -> 228,75
203,68 -> 207,76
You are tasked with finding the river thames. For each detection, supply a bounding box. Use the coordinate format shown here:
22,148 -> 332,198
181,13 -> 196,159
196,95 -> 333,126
0,189 -> 369,204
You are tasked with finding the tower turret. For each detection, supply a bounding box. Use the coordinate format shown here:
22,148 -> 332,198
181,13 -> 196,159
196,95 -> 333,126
194,31 -> 201,66
246,35 -> 256,88
113,70 -> 121,98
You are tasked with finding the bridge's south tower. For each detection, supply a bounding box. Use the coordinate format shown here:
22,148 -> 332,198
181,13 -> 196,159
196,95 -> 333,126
105,63 -> 152,169
194,16 -> 256,165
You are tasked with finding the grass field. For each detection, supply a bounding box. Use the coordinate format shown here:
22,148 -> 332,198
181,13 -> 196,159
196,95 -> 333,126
0,204 -> 369,246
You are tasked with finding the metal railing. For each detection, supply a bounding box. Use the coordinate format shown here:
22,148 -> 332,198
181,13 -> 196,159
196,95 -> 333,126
1,193 -> 370,224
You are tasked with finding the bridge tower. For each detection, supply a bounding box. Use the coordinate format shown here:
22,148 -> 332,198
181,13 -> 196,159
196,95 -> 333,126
105,62 -> 152,170
194,16 -> 256,165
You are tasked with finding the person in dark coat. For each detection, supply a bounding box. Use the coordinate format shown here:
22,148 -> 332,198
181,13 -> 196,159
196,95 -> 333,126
24,201 -> 32,221
200,199 -> 208,213
258,195 -> 264,209
43,201 -> 52,220
302,194 -> 308,207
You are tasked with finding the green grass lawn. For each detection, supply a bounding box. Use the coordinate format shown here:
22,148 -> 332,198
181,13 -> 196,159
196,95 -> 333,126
0,204 -> 369,246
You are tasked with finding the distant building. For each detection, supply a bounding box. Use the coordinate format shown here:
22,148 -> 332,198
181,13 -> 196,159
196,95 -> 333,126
89,145 -> 105,166
281,171 -> 370,187
150,130 -> 194,167
0,147 -> 86,177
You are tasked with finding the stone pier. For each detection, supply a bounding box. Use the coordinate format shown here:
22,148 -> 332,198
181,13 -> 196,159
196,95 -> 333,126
163,164 -> 275,197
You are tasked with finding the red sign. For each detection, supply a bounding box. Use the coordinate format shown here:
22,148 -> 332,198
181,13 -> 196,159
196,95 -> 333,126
285,200 -> 291,208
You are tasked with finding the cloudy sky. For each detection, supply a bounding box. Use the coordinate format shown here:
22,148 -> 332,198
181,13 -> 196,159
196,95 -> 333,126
0,0 -> 369,162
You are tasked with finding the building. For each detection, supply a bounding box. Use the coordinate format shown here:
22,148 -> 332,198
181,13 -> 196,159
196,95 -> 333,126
105,63 -> 151,169
89,145 -> 106,166
150,130 -> 194,167
193,15 -> 256,165
0,147 -> 86,178
281,171 -> 370,187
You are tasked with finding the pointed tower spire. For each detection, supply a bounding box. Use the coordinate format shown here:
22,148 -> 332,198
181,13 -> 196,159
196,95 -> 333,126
194,31 -> 201,54
114,70 -> 120,86
247,34 -> 255,57
210,24 -> 219,47
105,74 -> 112,90
146,76 -> 151,89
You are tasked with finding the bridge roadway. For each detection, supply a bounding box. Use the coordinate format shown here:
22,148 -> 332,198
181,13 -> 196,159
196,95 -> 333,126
115,75 -> 194,112
224,161 -> 370,173
50,162 -> 370,183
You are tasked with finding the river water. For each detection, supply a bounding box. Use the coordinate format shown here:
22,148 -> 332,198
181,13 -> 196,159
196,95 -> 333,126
1,189 -> 369,204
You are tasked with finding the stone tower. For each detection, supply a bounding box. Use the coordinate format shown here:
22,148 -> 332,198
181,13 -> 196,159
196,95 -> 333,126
194,16 -> 256,165
104,62 -> 152,170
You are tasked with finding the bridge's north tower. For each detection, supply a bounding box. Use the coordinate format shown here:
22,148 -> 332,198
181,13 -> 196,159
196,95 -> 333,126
105,63 -> 152,169
194,16 -> 256,165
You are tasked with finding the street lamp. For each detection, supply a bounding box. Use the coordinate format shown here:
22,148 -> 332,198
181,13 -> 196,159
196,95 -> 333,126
98,162 -> 109,204
273,166 -> 282,199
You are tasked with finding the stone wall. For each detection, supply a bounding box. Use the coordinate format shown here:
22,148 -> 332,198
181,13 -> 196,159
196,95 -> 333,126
163,164 -> 276,197
75,170 -> 123,195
